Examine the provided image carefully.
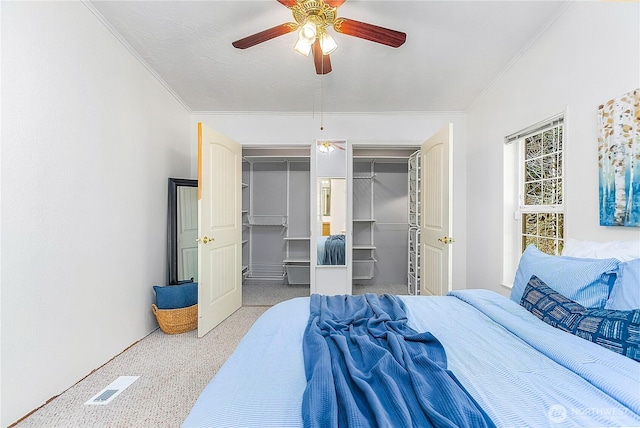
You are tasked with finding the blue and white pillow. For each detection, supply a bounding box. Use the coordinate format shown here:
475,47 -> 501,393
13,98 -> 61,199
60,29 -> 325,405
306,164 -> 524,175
511,245 -> 619,309
606,258 -> 640,311
521,275 -> 640,362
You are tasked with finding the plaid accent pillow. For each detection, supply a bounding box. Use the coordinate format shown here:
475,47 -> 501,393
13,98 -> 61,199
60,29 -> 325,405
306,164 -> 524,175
521,275 -> 640,362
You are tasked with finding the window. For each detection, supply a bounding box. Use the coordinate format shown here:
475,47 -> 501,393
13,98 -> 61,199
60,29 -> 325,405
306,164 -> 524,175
520,122 -> 564,255
502,114 -> 564,286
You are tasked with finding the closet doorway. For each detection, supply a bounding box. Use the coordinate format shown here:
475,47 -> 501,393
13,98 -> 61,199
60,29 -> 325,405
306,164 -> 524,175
352,124 -> 454,297
351,145 -> 417,296
236,123 -> 454,306
241,146 -> 312,306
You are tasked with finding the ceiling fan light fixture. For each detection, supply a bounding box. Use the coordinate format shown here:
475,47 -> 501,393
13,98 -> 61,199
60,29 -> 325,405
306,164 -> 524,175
294,38 -> 313,56
319,31 -> 337,55
294,21 -> 318,56
299,22 -> 317,43
318,142 -> 335,153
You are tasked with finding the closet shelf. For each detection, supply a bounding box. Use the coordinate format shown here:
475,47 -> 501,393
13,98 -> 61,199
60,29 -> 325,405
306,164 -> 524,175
353,218 -> 376,222
353,245 -> 377,250
246,215 -> 288,226
246,263 -> 285,280
283,258 -> 310,264
283,236 -> 311,241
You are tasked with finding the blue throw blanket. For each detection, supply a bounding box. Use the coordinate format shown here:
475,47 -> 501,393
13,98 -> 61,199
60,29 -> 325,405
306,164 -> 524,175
324,234 -> 345,265
302,294 -> 494,428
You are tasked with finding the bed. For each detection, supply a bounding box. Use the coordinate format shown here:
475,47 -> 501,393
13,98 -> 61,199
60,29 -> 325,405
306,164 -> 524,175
183,240 -> 640,427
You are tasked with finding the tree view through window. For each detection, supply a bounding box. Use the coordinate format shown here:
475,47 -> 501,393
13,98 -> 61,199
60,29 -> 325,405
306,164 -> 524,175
521,124 -> 564,255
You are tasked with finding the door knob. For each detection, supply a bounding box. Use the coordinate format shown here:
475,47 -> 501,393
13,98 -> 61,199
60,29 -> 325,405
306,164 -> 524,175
197,236 -> 213,244
438,237 -> 455,244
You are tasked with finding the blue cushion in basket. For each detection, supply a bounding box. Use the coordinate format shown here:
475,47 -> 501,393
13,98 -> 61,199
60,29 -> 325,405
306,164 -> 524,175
153,282 -> 197,309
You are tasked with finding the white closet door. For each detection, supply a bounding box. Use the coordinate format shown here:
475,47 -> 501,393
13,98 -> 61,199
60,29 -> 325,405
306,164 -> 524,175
420,124 -> 453,296
197,122 -> 242,338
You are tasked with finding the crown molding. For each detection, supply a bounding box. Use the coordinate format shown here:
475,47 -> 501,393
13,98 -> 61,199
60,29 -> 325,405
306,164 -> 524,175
82,1 -> 192,114
191,110 -> 466,117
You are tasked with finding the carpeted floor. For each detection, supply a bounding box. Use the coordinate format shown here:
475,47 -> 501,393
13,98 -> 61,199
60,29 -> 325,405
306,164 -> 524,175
14,282 -> 408,427
14,305 -> 268,428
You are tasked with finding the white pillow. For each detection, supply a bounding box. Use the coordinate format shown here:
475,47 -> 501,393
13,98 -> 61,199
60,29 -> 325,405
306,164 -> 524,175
562,238 -> 640,262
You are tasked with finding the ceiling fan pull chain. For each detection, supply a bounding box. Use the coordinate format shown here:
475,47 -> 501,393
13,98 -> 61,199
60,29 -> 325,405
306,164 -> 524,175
312,68 -> 316,120
320,63 -> 324,131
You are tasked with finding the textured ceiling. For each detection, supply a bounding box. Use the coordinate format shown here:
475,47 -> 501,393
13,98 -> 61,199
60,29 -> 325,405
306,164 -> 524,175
87,0 -> 568,113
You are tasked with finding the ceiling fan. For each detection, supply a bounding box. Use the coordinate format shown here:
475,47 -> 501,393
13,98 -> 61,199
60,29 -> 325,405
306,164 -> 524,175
232,0 -> 406,75
317,140 -> 345,152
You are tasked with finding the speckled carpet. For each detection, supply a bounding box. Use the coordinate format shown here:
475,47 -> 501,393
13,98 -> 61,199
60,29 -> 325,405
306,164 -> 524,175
15,282 -> 407,427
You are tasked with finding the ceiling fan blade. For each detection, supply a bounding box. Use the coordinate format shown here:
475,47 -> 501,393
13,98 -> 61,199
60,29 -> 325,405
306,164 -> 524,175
277,0 -> 298,7
232,23 -> 297,49
334,18 -> 406,48
312,39 -> 332,74
325,0 -> 346,7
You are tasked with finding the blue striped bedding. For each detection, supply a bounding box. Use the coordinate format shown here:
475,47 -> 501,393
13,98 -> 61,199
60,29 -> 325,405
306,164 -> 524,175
182,290 -> 640,427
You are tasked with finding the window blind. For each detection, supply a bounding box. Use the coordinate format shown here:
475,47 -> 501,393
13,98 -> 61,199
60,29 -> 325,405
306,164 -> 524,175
504,114 -> 564,144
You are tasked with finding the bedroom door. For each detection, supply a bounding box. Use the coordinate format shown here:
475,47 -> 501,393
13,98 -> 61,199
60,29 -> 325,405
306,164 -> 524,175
197,122 -> 243,338
420,124 -> 453,296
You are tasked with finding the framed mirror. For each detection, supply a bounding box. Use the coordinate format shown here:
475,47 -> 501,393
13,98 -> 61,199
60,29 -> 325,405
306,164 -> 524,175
168,178 -> 198,284
315,141 -> 348,266
317,178 -> 347,265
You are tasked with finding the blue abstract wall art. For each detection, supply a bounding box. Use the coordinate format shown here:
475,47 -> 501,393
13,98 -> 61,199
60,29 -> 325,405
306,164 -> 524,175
598,89 -> 640,227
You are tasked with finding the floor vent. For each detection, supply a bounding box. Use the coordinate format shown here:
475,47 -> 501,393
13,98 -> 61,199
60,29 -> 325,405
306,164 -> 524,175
85,376 -> 139,405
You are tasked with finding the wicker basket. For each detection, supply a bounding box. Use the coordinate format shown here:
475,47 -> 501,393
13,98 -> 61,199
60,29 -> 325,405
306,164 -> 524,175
152,303 -> 197,334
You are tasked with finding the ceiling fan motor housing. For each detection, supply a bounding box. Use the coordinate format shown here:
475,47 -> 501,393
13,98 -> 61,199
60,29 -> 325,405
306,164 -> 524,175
292,1 -> 337,29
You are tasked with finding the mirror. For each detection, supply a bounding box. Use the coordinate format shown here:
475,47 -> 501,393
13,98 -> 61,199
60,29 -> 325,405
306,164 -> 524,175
316,178 -> 346,265
316,140 -> 347,266
168,178 -> 198,284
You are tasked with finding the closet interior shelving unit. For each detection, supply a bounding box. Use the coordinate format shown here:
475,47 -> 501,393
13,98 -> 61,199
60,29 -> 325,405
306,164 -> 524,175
352,147 -> 419,288
242,166 -> 250,281
352,159 -> 377,280
407,150 -> 421,295
242,146 -> 420,289
242,147 -> 311,285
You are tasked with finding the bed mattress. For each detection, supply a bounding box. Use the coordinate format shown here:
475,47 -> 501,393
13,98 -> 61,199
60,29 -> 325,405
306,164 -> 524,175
183,290 -> 640,427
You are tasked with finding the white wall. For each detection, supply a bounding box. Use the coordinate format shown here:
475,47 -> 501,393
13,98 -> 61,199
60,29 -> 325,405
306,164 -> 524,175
466,2 -> 640,296
192,112 -> 469,291
1,2 -> 191,426
9,1 -> 633,424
